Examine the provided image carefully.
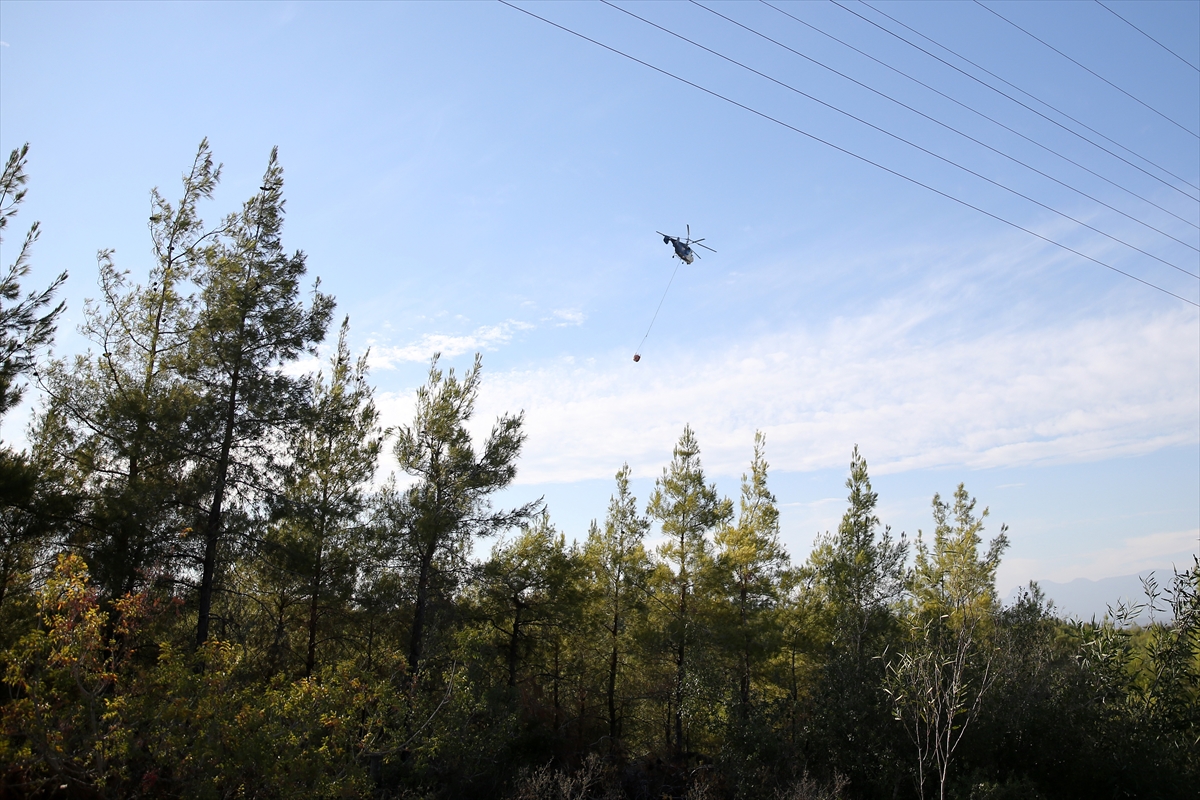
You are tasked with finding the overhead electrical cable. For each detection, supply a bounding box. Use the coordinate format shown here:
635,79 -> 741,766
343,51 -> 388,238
974,0 -> 1199,139
496,0 -> 1198,308
852,0 -> 1200,199
1094,0 -> 1200,73
603,0 -> 1198,279
761,0 -> 1200,233
694,0 -> 1199,255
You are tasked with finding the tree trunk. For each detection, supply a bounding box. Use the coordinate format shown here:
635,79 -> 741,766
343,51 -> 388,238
739,580 -> 751,712
306,552 -> 321,677
607,627 -> 620,750
196,356 -> 240,648
0,549 -> 11,613
409,547 -> 434,679
607,577 -> 622,750
552,640 -> 561,734
507,600 -> 523,688
674,578 -> 687,755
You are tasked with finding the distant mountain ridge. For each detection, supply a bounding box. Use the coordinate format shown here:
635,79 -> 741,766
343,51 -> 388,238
1005,570 -> 1185,624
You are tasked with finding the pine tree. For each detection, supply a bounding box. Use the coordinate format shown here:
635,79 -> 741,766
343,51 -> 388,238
263,317 -> 383,676
583,463 -> 651,754
190,147 -> 334,647
479,512 -> 579,692
647,425 -> 732,755
34,142 -> 219,603
0,143 -> 67,629
712,431 -> 789,716
387,353 -> 537,683
803,446 -> 908,794
808,445 -> 906,660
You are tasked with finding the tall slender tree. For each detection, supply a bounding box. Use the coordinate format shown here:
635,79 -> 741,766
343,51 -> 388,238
0,143 -> 67,627
888,484 -> 1008,800
190,147 -> 334,647
388,353 -> 536,683
264,317 -> 382,676
803,446 -> 908,794
647,425 -> 732,755
583,463 -> 651,753
712,431 -> 789,716
808,445 -> 907,661
479,512 -> 579,692
34,142 -> 219,602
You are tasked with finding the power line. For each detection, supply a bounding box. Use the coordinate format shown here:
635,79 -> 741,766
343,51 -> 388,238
694,0 -> 1199,257
605,0 -> 1198,279
851,1 -> 1200,199
497,0 -> 1198,308
974,0 -> 1198,139
1094,0 -> 1200,73
761,0 -> 1200,234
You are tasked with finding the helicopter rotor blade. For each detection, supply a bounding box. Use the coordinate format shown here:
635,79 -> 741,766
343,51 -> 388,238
695,242 -> 716,252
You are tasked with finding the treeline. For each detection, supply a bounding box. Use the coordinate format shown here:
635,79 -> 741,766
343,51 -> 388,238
1,144 -> 1197,800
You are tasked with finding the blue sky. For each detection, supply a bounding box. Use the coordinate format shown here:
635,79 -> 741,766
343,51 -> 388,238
2,0 -> 1197,596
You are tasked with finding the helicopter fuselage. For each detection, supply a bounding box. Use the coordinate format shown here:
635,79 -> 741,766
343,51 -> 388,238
667,237 -> 695,264
659,229 -> 711,265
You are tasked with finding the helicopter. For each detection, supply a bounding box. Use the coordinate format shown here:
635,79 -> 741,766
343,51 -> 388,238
657,225 -> 715,265
633,226 -> 715,363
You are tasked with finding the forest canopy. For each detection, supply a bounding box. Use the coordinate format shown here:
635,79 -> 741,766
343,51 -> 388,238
1,144 -> 1196,800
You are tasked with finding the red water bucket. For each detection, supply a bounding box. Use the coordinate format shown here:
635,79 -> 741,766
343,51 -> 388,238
633,354 -> 641,362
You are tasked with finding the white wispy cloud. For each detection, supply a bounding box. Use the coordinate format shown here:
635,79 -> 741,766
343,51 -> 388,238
459,306 -> 1198,485
551,308 -> 586,326
369,319 -> 534,369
